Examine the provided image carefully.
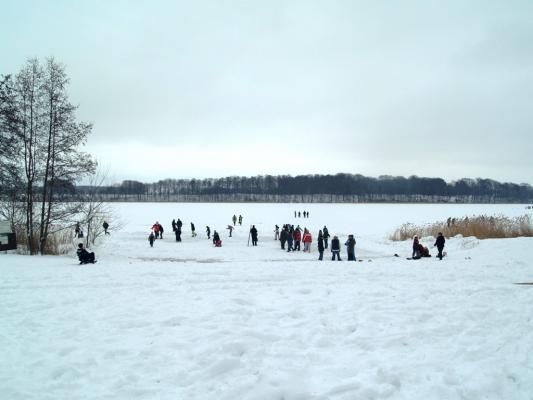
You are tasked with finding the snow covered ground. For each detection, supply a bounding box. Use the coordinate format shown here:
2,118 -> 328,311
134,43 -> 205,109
1,203 -> 533,399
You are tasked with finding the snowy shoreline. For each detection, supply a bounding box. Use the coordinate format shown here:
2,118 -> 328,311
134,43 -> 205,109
1,203 -> 532,399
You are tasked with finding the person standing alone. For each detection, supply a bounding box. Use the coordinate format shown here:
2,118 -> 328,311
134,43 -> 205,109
250,225 -> 258,246
434,232 -> 445,260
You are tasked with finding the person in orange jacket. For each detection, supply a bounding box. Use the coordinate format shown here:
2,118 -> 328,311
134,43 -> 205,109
302,228 -> 312,252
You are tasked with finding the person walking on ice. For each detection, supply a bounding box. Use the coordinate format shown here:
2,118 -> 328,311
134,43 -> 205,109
206,226 -> 211,239
191,222 -> 197,237
102,221 -> 110,235
226,225 -> 234,237
148,231 -> 155,247
232,215 -> 237,226
238,215 -> 243,225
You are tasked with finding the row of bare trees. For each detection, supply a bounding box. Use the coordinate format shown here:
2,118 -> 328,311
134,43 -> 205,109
0,58 -> 103,254
75,175 -> 533,203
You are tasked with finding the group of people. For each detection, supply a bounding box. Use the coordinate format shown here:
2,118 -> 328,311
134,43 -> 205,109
278,224 -> 314,252
412,232 -> 446,260
148,215 -> 245,248
294,211 -> 310,218
232,214 -> 243,226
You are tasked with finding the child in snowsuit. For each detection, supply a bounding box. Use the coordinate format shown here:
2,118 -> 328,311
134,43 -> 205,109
434,232 -> 445,260
331,236 -> 341,261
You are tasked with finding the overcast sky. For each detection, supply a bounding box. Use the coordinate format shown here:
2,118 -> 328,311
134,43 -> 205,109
2,0 -> 533,184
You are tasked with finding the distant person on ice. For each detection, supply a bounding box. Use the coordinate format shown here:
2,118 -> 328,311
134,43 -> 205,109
232,215 -> 237,225
280,225 -> 288,249
331,235 -> 341,261
286,226 -> 294,252
175,225 -> 182,242
317,230 -> 324,260
345,234 -> 356,261
213,230 -> 221,246
227,225 -> 234,237
191,222 -> 197,237
434,232 -> 446,260
152,222 -> 160,239
250,225 -> 258,246
149,231 -> 155,247
103,220 -> 110,235
77,243 -> 96,264
274,224 -> 279,240
206,226 -> 211,239
293,228 -> 301,251
302,228 -> 312,252
322,226 -> 330,249
238,215 -> 243,225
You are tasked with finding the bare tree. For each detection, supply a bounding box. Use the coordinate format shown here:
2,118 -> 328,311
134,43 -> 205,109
78,166 -> 123,247
38,58 -> 96,254
0,58 -> 97,254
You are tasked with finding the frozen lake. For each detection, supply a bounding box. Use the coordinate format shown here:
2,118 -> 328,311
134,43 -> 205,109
1,202 -> 532,399
115,202 -> 531,238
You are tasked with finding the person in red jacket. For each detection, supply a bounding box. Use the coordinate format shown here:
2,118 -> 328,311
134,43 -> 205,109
302,228 -> 312,252
152,222 -> 160,239
293,228 -> 302,251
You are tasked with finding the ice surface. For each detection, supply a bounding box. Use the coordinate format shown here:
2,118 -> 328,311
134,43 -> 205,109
1,203 -> 532,399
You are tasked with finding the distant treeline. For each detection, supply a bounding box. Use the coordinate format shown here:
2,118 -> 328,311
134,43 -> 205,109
71,174 -> 533,203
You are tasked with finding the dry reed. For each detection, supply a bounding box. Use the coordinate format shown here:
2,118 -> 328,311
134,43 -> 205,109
390,214 -> 533,241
